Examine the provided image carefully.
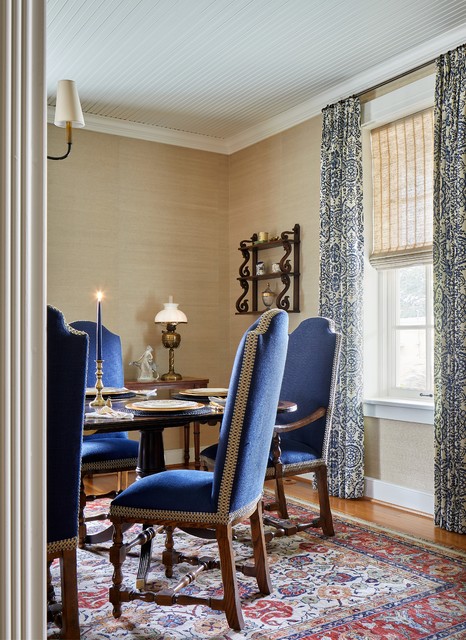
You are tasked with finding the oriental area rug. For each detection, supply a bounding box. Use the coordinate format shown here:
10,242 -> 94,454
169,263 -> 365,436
47,497 -> 466,639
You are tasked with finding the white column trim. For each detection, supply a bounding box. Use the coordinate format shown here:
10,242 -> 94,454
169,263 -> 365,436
0,1 -> 46,639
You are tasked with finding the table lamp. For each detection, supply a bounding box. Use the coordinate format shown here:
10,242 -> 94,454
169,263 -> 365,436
154,296 -> 187,381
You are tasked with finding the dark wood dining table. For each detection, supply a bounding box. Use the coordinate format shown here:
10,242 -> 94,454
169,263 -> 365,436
84,397 -> 297,476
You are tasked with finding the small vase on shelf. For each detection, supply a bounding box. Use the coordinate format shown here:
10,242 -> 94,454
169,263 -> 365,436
261,283 -> 275,309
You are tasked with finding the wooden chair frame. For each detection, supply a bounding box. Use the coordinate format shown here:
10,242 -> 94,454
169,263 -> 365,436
263,406 -> 335,538
47,548 -> 80,639
109,501 -> 271,631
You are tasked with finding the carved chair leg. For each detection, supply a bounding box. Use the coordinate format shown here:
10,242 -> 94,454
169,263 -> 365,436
216,524 -> 245,631
78,477 -> 87,548
315,465 -> 334,537
109,521 -> 125,619
59,548 -> 80,640
274,475 -> 290,519
162,525 -> 183,578
249,501 -> 272,595
136,524 -> 153,589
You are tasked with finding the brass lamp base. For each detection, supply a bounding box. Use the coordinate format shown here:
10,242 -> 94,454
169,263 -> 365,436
160,325 -> 183,381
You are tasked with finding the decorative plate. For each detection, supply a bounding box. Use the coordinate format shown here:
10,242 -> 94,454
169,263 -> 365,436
178,388 -> 228,397
125,399 -> 204,412
86,387 -> 134,397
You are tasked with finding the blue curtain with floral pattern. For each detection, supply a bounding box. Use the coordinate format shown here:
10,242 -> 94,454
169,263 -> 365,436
433,45 -> 466,534
319,97 -> 365,499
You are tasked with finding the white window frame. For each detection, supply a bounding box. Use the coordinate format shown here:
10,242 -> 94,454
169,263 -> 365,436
381,264 -> 434,401
362,73 -> 436,424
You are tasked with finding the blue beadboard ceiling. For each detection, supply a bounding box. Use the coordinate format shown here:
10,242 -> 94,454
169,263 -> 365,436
47,0 -> 466,151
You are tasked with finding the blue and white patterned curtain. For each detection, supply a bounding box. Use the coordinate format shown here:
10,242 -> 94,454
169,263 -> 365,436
433,45 -> 466,534
319,97 -> 365,499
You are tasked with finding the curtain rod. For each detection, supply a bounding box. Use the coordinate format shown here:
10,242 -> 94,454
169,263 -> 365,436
356,57 -> 437,100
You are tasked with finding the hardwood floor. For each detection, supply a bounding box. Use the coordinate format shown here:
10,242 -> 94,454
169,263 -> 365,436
84,472 -> 465,552
266,477 -> 465,552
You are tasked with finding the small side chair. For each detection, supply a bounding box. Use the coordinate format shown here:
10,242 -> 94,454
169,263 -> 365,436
70,320 -> 139,547
47,305 -> 88,639
108,309 -> 289,631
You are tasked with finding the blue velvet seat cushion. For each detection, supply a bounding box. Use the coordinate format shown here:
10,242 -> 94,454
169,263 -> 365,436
111,470 -> 216,515
82,437 -> 139,464
267,440 -> 320,466
202,440 -> 321,471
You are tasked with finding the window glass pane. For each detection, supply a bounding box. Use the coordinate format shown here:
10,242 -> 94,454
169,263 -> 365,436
397,265 -> 426,325
396,328 -> 426,389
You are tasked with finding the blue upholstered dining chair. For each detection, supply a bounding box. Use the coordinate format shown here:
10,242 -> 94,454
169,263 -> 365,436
201,316 -> 341,538
70,320 -> 139,547
47,305 -> 88,639
107,309 -> 289,631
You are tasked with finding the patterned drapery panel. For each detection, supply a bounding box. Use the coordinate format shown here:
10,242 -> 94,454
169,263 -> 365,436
319,97 -> 364,499
433,45 -> 466,534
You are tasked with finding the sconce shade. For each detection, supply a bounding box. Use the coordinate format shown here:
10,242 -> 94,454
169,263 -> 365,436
54,80 -> 85,128
154,296 -> 187,325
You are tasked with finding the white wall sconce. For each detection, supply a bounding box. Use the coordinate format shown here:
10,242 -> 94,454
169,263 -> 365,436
47,79 -> 85,161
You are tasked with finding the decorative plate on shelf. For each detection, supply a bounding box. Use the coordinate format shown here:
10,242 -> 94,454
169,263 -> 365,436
125,399 -> 204,412
178,388 -> 228,398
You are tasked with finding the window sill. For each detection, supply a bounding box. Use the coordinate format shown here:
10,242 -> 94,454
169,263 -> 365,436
363,398 -> 434,425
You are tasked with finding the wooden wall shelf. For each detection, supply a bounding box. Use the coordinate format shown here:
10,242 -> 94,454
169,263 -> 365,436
235,224 -> 300,314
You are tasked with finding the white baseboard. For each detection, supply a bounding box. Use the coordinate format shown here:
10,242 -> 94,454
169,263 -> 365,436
162,455 -> 435,516
364,476 -> 434,516
297,472 -> 434,516
165,447 -> 194,467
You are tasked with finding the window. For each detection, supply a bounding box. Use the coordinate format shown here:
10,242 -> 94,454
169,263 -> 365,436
370,108 -> 434,401
382,264 -> 434,399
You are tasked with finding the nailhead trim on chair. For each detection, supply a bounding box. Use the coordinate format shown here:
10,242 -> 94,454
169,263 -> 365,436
110,495 -> 260,525
47,536 -> 78,554
264,458 -> 325,478
81,457 -> 138,473
217,309 -> 281,519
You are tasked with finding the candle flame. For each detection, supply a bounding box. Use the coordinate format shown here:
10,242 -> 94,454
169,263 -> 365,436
97,291 -> 103,301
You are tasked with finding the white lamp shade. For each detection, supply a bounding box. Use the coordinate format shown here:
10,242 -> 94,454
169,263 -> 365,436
54,79 -> 85,128
154,296 -> 187,324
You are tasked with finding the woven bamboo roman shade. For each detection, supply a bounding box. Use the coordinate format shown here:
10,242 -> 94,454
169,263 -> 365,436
370,108 -> 434,269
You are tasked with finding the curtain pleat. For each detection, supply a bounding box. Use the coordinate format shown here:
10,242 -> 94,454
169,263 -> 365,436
433,44 -> 466,534
319,97 -> 365,499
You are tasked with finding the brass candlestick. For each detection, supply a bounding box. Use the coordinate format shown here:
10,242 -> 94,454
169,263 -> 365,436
89,360 -> 108,407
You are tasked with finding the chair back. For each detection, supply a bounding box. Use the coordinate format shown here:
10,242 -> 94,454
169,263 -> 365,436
47,305 -> 88,546
275,316 -> 341,460
212,309 -> 288,517
70,320 -> 127,440
70,320 -> 124,388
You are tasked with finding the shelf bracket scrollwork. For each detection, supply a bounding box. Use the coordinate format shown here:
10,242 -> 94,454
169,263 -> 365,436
275,274 -> 291,310
235,279 -> 250,313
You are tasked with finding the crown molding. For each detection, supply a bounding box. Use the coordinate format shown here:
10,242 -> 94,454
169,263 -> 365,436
47,108 -> 229,154
47,25 -> 466,156
226,24 -> 466,153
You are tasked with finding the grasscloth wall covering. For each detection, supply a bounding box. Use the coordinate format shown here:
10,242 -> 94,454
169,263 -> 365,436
47,125 -> 229,452
48,119 -> 433,499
